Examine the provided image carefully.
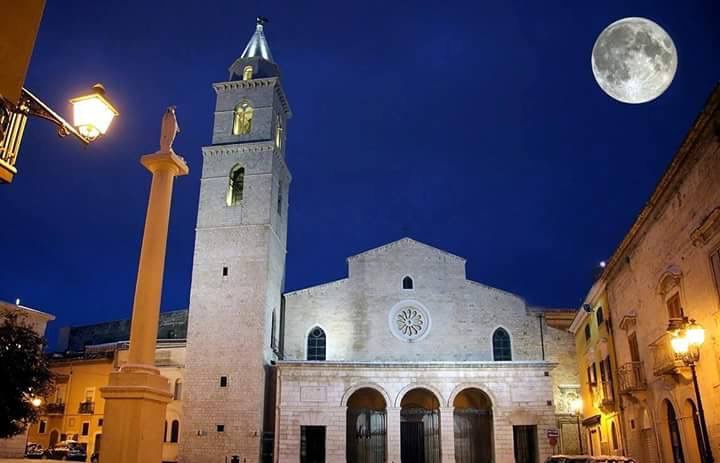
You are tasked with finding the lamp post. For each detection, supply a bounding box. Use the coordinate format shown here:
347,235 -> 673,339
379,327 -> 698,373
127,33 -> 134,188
670,318 -> 714,463
571,398 -> 584,454
0,84 -> 118,183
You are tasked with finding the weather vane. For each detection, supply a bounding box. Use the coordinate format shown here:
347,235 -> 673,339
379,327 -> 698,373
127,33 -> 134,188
257,16 -> 269,26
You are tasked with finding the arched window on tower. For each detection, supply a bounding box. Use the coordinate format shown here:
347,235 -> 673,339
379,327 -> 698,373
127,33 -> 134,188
170,420 -> 179,443
232,100 -> 253,135
274,114 -> 284,151
307,327 -> 326,361
492,328 -> 512,361
226,165 -> 245,206
243,65 -> 253,81
402,276 -> 413,290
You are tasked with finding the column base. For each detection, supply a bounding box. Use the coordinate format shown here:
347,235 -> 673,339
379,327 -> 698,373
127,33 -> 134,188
99,368 -> 172,463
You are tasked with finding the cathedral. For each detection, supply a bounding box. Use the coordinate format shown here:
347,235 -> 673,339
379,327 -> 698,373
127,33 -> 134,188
177,19 -> 580,463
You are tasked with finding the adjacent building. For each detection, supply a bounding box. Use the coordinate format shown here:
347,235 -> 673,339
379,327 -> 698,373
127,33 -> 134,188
569,281 -> 625,457
590,84 -> 720,463
26,311 -> 187,462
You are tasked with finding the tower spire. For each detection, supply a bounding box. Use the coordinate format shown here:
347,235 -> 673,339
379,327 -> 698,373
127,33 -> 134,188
240,16 -> 274,63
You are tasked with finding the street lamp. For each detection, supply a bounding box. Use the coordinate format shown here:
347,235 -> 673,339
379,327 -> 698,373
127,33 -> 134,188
0,84 -> 118,183
571,397 -> 584,454
670,318 -> 714,463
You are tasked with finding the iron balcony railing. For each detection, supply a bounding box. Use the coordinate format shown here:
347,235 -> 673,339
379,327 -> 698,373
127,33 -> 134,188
650,332 -> 685,376
45,402 -> 65,414
78,401 -> 95,414
618,361 -> 647,394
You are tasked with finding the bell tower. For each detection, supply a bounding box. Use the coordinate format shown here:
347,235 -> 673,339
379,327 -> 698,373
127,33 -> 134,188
180,18 -> 291,463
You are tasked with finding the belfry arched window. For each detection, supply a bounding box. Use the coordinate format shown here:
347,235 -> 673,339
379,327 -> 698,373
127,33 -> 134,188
492,328 -> 512,361
232,100 -> 253,135
226,165 -> 245,206
307,327 -> 326,361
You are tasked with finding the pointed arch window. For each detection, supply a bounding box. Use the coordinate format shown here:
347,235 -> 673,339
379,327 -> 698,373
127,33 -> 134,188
307,327 -> 326,361
226,165 -> 245,206
402,276 -> 413,290
492,328 -> 512,361
232,100 -> 253,135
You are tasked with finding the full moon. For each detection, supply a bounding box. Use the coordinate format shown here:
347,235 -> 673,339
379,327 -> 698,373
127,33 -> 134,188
592,17 -> 677,104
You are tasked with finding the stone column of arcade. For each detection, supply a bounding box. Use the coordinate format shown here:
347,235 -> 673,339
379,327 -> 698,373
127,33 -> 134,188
100,107 -> 189,463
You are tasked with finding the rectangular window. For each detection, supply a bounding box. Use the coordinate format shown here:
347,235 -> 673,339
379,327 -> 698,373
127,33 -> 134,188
277,180 -> 283,215
81,422 -> 90,436
599,360 -> 607,382
98,418 -> 103,426
596,306 -> 604,325
300,426 -> 326,463
217,424 -> 225,432
584,324 -> 591,341
84,388 -> 95,403
666,293 -> 683,319
628,332 -> 640,362
220,376 -> 228,387
712,249 -> 720,300
605,357 -> 613,384
222,266 -> 228,277
38,420 -> 47,434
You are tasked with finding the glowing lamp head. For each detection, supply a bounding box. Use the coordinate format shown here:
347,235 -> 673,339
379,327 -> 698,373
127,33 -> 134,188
69,84 -> 118,141
30,397 -> 42,407
685,320 -> 705,347
571,398 -> 583,414
671,331 -> 689,355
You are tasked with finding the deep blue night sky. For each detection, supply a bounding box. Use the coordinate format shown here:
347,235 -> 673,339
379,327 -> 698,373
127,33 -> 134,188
2,1 -> 718,349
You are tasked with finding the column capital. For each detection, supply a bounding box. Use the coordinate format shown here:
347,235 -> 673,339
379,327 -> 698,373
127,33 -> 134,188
140,151 -> 189,176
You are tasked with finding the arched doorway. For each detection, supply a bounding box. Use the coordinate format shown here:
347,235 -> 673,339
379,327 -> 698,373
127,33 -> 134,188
346,387 -> 386,463
665,400 -> 685,463
683,400 -> 704,463
49,429 -> 59,448
400,388 -> 440,463
453,388 -> 493,463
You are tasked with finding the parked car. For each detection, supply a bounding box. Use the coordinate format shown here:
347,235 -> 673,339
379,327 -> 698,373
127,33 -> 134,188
45,440 -> 88,460
546,456 -> 637,463
24,442 -> 45,459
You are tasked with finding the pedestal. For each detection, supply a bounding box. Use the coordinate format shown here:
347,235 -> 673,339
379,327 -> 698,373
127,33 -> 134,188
99,366 -> 173,463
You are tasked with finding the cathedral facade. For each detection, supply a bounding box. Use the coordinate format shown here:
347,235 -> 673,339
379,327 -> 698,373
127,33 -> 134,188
179,21 -> 579,463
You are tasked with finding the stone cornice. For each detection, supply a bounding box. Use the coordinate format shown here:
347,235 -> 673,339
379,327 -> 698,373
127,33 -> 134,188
201,143 -> 292,182
276,360 -> 558,370
212,77 -> 292,117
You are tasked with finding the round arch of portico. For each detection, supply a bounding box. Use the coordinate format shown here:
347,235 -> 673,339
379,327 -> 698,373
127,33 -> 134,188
446,383 -> 497,409
341,383 -> 393,408
394,383 -> 445,408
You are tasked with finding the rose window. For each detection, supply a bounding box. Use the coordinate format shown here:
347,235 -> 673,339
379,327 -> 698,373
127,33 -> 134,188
389,302 -> 431,342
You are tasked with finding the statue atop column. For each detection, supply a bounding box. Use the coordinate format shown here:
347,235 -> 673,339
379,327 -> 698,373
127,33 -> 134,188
160,106 -> 180,153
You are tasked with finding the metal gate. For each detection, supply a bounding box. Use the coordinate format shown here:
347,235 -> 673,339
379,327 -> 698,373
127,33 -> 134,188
347,409 -> 386,463
401,408 -> 440,463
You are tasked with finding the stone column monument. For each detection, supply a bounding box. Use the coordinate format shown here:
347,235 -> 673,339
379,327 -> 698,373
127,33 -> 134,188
100,107 -> 189,463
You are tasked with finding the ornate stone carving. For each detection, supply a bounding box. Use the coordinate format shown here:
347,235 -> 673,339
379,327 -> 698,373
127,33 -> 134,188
388,301 -> 431,342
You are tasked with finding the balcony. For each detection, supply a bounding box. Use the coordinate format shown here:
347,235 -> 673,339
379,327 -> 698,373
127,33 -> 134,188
650,332 -> 685,376
45,402 -> 65,415
618,361 -> 647,394
78,401 -> 95,414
